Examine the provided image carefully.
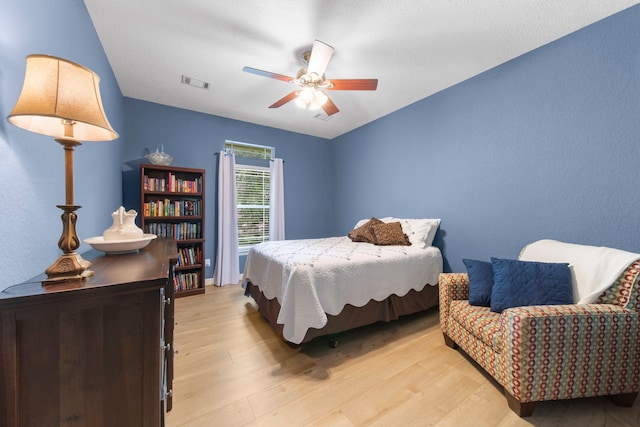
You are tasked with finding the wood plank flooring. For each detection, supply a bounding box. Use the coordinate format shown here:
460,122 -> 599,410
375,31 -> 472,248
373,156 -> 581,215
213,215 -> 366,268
165,285 -> 640,427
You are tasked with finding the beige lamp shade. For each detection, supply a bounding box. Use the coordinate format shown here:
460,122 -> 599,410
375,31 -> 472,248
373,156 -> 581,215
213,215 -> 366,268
7,54 -> 118,142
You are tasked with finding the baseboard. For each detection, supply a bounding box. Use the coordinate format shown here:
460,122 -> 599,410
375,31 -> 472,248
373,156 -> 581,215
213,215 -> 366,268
206,277 -> 243,287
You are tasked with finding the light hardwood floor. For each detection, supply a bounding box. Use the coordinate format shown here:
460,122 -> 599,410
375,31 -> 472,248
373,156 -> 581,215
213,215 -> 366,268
165,285 -> 640,427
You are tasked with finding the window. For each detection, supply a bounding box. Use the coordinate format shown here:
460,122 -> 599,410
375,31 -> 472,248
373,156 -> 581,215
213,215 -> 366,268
225,140 -> 273,160
235,165 -> 270,254
225,141 -> 274,255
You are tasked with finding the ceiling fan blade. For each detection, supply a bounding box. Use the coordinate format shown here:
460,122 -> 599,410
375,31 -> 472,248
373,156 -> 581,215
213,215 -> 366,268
321,96 -> 340,116
269,91 -> 298,108
242,66 -> 293,83
307,40 -> 334,78
326,79 -> 378,91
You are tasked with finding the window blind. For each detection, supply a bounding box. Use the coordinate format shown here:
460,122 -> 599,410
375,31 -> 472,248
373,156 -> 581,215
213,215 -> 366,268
235,165 -> 270,250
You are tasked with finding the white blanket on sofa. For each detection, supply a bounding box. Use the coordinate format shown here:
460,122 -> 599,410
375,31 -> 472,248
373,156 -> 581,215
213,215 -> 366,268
519,239 -> 640,304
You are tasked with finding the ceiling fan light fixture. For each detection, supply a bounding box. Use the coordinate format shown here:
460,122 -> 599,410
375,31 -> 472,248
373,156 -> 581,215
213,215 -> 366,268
242,39 -> 376,117
314,89 -> 328,106
295,87 -> 314,104
306,100 -> 322,110
295,87 -> 327,110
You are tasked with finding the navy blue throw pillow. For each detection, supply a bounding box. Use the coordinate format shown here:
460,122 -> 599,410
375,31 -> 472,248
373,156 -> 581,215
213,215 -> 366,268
490,257 -> 573,313
463,258 -> 494,307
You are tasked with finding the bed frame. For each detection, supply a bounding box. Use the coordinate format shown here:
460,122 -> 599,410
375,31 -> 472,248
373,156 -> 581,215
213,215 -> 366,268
244,281 -> 439,346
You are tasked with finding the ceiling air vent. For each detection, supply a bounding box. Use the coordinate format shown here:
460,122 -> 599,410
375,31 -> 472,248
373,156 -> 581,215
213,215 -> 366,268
314,113 -> 333,121
181,75 -> 210,90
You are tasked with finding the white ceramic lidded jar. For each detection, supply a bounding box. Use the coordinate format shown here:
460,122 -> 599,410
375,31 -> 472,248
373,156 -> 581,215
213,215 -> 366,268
103,206 -> 144,240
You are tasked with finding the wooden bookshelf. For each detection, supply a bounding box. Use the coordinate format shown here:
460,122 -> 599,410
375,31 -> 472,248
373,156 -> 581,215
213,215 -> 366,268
141,164 -> 205,297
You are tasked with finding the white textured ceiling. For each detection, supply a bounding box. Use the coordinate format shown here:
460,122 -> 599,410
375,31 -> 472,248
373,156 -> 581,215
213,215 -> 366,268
83,0 -> 639,140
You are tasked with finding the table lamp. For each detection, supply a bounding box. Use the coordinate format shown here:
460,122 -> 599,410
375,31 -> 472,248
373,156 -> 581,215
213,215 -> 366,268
7,54 -> 118,283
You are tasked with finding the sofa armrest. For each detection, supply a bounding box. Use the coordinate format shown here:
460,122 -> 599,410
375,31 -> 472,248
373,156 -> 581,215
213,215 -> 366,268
500,304 -> 640,403
438,273 -> 470,335
596,260 -> 640,312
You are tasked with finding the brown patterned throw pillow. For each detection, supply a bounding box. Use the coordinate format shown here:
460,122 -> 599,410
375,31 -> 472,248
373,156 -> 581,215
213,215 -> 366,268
348,217 -> 383,243
371,222 -> 411,246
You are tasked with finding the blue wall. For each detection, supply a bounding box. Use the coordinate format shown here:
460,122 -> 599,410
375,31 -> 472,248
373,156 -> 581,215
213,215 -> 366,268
331,6 -> 640,273
1,0 -> 125,288
121,98 -> 333,277
3,1 -> 640,287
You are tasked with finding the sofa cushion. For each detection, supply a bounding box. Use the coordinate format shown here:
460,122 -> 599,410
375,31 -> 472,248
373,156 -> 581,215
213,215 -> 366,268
449,300 -> 503,352
463,258 -> 494,307
490,257 -> 573,313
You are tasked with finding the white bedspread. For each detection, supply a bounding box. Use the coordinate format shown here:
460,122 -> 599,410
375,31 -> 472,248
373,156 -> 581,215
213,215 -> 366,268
519,239 -> 640,304
243,236 -> 443,344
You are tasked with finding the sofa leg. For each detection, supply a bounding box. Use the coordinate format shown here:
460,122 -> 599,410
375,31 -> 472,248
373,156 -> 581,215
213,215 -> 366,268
442,333 -> 457,349
504,390 -> 535,417
607,392 -> 638,407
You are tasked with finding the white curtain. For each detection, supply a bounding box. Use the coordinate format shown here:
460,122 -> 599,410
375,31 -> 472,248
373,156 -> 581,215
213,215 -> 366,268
214,151 -> 240,286
269,158 -> 285,241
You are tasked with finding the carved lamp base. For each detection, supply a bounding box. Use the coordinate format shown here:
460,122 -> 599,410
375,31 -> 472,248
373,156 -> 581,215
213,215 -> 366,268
43,204 -> 94,284
44,252 -> 94,284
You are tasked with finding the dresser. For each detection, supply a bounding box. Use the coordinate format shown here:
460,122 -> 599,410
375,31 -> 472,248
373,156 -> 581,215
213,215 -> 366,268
0,238 -> 176,427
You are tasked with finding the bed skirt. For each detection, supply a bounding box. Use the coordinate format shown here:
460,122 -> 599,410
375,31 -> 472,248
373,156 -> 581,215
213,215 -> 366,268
244,281 -> 439,344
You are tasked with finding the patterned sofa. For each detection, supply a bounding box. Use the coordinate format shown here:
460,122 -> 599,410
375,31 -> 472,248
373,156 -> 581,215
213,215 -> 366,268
439,258 -> 640,417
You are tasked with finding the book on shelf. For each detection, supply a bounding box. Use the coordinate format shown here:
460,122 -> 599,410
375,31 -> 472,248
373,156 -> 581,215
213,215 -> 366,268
164,172 -> 202,193
174,271 -> 200,292
144,174 -> 202,194
143,176 -> 167,192
176,246 -> 202,267
143,199 -> 201,217
143,222 -> 201,240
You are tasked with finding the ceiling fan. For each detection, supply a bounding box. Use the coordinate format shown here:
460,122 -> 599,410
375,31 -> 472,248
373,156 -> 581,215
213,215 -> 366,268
242,40 -> 378,117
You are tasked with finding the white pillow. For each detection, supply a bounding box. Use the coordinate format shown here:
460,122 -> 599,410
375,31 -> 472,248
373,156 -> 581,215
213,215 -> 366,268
353,217 -> 394,228
391,218 -> 441,248
352,217 -> 440,247
354,218 -> 369,229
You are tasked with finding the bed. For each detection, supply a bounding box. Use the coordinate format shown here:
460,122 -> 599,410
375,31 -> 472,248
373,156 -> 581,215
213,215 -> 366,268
243,217 -> 443,345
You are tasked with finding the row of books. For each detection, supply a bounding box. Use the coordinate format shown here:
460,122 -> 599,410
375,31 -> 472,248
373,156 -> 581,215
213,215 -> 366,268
144,222 -> 202,240
143,174 -> 202,193
177,246 -> 202,267
143,198 -> 201,217
174,271 -> 200,292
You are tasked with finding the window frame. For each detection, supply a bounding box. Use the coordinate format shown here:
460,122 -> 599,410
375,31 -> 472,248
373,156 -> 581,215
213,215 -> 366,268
224,140 -> 274,255
225,140 -> 274,161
